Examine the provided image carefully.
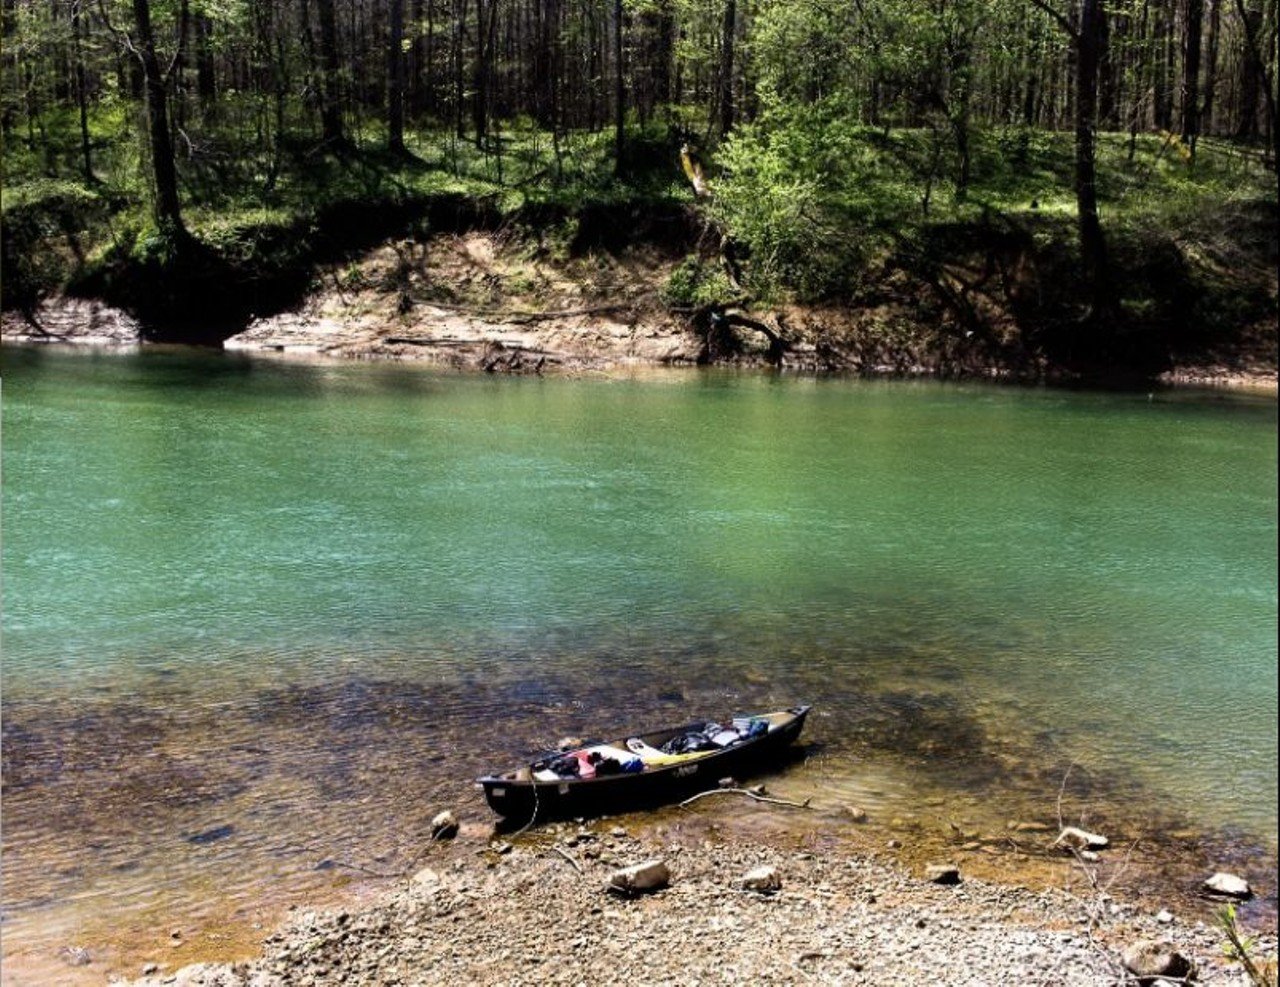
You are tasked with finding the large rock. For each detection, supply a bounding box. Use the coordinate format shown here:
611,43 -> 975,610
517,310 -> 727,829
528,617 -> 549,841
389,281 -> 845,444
741,866 -> 782,894
609,859 -> 670,895
925,864 -> 961,885
1203,872 -> 1252,899
1053,826 -> 1109,851
430,810 -> 459,840
1122,939 -> 1191,981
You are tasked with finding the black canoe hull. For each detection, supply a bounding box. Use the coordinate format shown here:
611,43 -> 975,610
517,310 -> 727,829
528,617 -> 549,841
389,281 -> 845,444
478,705 -> 810,825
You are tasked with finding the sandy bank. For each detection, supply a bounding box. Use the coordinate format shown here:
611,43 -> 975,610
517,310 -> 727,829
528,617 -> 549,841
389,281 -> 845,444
120,822 -> 1275,986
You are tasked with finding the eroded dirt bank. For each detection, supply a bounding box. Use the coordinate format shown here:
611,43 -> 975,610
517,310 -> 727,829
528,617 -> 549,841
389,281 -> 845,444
5,227 -> 1275,390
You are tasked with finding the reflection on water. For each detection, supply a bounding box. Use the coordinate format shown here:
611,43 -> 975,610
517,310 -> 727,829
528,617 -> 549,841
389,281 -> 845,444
2,348 -> 1276,978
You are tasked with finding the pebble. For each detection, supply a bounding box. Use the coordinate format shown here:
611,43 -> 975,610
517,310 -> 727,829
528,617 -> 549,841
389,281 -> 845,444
609,859 -> 670,895
105,831 -> 1277,987
741,866 -> 782,894
1121,939 -> 1191,980
60,946 -> 91,967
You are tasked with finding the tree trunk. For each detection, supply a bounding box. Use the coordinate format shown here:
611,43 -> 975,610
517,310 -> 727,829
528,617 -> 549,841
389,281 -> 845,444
389,0 -> 406,152
132,0 -> 186,235
472,0 -> 489,145
72,0 -> 94,182
316,0 -> 345,143
1232,0 -> 1278,175
718,0 -> 735,136
194,14 -> 217,123
613,0 -> 624,171
1234,0 -> 1263,138
452,0 -> 465,139
1181,0 -> 1204,145
1074,0 -> 1112,320
410,0 -> 427,117
1201,0 -> 1221,132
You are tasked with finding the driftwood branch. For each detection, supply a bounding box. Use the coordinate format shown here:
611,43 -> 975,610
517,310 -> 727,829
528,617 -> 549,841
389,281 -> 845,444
680,788 -> 812,810
553,845 -> 583,874
414,301 -> 628,323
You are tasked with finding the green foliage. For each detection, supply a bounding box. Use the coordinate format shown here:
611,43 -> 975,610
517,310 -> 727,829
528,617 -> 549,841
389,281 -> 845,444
1217,904 -> 1278,987
662,256 -> 737,307
711,113 -> 917,299
1,179 -> 112,309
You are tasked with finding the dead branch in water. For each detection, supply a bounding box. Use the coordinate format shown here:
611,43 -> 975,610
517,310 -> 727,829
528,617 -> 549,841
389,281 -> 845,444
680,788 -> 812,810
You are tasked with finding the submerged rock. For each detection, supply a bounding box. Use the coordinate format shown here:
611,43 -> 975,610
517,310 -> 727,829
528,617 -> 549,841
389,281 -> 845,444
1121,939 -> 1191,981
842,806 -> 869,824
609,859 -> 670,895
1053,827 -> 1109,851
58,946 -> 91,967
1203,872 -> 1252,899
741,866 -> 782,894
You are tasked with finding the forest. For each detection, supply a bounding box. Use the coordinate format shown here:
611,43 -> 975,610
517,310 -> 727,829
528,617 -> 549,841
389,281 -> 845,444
2,0 -> 1277,373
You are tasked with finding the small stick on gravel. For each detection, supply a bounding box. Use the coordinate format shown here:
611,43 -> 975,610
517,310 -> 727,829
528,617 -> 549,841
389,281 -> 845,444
553,845 -> 583,874
679,788 -> 812,810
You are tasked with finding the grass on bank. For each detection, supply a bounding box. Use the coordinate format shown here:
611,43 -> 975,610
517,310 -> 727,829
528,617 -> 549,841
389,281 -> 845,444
3,107 -> 1276,359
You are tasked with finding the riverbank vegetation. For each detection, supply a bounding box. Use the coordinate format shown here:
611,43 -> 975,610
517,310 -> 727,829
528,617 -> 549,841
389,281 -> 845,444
3,0 -> 1276,375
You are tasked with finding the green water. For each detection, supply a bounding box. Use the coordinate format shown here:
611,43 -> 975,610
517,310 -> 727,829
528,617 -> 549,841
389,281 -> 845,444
1,346 -> 1276,968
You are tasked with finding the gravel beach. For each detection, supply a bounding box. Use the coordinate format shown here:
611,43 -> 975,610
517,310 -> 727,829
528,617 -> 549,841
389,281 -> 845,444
123,819 -> 1277,987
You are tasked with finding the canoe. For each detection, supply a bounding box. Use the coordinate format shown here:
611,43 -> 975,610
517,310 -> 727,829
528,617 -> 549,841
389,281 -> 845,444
478,705 -> 810,824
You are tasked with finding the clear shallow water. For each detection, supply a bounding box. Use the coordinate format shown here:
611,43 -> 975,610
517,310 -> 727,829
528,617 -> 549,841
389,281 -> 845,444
2,347 -> 1277,972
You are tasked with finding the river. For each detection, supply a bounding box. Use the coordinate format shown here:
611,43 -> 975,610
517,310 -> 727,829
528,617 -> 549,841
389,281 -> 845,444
2,346 -> 1276,979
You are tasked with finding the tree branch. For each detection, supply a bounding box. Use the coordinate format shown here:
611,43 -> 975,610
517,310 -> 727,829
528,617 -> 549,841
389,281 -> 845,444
680,788 -> 812,810
1026,0 -> 1078,40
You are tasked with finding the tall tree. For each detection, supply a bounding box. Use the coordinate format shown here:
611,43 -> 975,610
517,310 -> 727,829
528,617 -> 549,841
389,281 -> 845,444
72,0 -> 94,182
129,0 -> 186,235
1032,0 -> 1114,318
613,0 -> 624,170
718,0 -> 735,136
1073,0 -> 1112,318
1182,0 -> 1204,145
316,0 -> 345,143
389,0 -> 406,152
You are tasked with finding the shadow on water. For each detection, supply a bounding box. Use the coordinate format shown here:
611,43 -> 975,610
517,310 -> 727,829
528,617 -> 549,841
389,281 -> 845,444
3,640 -> 1275,945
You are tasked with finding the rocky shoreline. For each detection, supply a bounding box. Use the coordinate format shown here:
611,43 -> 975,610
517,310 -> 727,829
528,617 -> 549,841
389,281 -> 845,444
121,816 -> 1274,987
